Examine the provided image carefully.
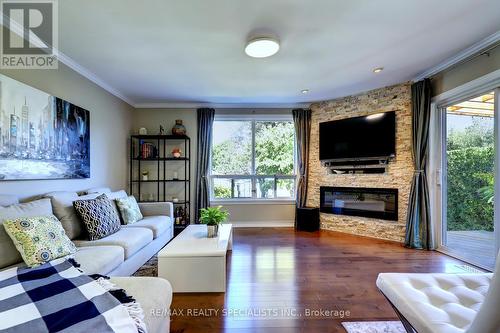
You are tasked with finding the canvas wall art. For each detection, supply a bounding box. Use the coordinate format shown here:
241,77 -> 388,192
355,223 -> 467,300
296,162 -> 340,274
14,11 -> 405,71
0,74 -> 90,180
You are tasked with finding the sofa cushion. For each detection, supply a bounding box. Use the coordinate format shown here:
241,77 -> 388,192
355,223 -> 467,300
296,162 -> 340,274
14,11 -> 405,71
0,198 -> 53,219
4,215 -> 77,267
45,192 -> 100,240
0,195 -> 18,207
75,246 -> 124,275
105,190 -> 128,220
73,227 -> 153,259
73,194 -> 122,241
116,196 -> 143,225
106,190 -> 128,201
110,277 -> 173,333
0,199 -> 53,268
85,187 -> 112,195
123,216 -> 172,239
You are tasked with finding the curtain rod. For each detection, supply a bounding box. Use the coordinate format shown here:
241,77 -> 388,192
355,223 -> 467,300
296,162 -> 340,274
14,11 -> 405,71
430,42 -> 500,79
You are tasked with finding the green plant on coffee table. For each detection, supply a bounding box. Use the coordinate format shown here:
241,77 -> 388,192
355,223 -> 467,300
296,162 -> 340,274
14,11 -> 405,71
199,206 -> 229,226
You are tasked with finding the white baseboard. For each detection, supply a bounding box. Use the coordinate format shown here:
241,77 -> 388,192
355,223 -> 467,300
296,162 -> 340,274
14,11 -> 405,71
227,220 -> 294,228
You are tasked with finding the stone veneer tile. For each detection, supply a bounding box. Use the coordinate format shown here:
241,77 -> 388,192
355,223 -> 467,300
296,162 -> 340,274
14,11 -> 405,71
306,83 -> 413,242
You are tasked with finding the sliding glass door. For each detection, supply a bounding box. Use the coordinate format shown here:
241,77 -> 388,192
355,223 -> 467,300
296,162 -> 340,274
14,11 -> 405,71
440,90 -> 499,270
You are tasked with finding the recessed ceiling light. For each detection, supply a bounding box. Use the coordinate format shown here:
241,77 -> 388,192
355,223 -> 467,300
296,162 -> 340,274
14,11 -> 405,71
373,67 -> 384,73
301,89 -> 309,94
245,37 -> 280,58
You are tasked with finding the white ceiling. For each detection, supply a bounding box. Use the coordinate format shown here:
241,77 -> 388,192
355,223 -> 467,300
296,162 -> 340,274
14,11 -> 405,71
58,0 -> 500,107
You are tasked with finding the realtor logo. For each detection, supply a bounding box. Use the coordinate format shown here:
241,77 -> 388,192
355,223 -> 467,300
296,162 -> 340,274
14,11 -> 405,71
1,0 -> 58,69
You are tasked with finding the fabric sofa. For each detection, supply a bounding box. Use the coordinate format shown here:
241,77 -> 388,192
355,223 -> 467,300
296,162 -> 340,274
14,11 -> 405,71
0,188 -> 175,333
110,276 -> 173,333
0,187 -> 174,276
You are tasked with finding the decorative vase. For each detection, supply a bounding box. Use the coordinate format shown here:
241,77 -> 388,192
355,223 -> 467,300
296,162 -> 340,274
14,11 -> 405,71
207,224 -> 218,238
139,127 -> 148,135
172,120 -> 186,136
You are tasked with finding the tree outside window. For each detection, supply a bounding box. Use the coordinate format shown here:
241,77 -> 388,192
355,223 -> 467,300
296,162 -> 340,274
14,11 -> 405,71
211,119 -> 295,200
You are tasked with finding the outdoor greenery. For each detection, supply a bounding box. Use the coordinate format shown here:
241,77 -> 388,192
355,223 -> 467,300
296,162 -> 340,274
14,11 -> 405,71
199,206 -> 229,225
212,122 -> 252,176
212,121 -> 295,198
447,117 -> 494,232
214,185 -> 231,199
255,122 -> 295,175
255,122 -> 295,197
447,119 -> 494,150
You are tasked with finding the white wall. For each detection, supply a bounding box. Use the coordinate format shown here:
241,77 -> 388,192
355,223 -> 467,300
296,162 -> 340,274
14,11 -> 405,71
212,201 -> 295,227
0,63 -> 133,200
132,107 -> 296,225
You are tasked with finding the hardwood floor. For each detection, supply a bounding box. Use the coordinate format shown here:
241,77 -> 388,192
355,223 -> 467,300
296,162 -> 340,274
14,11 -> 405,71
170,228 -> 465,333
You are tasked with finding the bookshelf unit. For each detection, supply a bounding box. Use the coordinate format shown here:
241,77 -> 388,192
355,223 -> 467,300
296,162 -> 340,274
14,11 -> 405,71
130,134 -> 191,235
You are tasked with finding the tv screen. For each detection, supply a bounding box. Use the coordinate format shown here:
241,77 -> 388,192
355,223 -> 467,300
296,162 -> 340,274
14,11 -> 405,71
319,111 -> 396,161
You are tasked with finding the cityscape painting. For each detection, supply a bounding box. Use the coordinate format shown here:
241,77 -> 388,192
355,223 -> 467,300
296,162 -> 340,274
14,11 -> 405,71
0,74 -> 90,180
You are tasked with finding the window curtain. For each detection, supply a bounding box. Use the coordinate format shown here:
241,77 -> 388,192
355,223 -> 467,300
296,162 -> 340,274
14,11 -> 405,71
292,108 -> 312,208
195,108 -> 215,223
405,79 -> 433,249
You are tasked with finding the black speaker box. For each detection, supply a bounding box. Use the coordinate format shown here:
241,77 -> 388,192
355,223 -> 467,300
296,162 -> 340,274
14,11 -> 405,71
295,207 -> 320,232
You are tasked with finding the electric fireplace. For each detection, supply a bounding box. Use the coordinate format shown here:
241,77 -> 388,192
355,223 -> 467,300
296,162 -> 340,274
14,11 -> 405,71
320,186 -> 398,221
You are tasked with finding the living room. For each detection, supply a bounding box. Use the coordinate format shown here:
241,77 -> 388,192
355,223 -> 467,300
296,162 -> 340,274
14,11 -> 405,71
0,1 -> 499,333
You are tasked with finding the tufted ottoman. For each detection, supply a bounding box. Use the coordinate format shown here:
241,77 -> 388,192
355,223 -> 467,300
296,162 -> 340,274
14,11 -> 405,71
377,253 -> 500,333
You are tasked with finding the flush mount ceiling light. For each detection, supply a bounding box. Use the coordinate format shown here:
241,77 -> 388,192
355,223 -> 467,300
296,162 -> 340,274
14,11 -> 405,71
301,89 -> 309,94
366,113 -> 385,120
245,37 -> 280,58
373,67 -> 384,73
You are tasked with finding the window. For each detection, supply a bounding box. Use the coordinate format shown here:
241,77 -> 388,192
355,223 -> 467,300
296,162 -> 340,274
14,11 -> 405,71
211,118 -> 296,200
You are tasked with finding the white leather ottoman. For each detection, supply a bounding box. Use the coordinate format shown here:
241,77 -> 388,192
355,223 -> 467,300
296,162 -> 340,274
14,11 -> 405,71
158,224 -> 232,293
376,272 -> 493,333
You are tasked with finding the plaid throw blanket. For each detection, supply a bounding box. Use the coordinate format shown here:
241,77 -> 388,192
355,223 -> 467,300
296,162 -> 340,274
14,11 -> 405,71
0,259 -> 142,333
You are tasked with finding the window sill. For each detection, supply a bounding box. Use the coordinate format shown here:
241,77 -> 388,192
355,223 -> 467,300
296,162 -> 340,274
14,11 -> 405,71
210,199 -> 296,206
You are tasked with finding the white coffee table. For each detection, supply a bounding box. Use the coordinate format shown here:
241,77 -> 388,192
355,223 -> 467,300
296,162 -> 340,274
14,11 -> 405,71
158,224 -> 232,293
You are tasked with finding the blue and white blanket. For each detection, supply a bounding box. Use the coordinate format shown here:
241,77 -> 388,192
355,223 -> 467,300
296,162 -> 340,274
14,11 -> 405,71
0,259 -> 145,333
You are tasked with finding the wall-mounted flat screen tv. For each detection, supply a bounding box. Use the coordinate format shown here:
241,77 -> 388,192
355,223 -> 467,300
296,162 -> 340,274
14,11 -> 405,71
319,111 -> 396,161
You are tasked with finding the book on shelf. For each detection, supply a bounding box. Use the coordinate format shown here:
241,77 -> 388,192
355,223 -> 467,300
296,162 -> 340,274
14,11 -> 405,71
138,140 -> 158,159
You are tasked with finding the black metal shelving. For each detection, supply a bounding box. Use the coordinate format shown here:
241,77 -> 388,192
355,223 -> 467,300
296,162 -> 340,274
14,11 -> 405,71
130,135 -> 191,234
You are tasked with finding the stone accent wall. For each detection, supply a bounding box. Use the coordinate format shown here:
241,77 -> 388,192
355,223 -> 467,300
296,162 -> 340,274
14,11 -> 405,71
306,83 -> 413,242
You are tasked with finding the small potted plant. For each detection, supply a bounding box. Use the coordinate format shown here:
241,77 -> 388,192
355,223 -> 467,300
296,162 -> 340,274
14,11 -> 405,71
199,206 -> 229,238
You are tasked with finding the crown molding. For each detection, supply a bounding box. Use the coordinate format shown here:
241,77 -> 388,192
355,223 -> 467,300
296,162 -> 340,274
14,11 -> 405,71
414,30 -> 500,81
133,102 -> 311,109
55,51 -> 135,106
1,15 -> 135,106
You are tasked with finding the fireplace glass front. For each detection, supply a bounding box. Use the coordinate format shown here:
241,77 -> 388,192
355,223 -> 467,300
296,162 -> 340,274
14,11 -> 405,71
320,186 -> 398,221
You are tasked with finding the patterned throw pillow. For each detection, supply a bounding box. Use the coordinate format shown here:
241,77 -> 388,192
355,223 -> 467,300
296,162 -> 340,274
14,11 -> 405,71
3,215 -> 77,267
73,194 -> 121,241
115,196 -> 143,225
